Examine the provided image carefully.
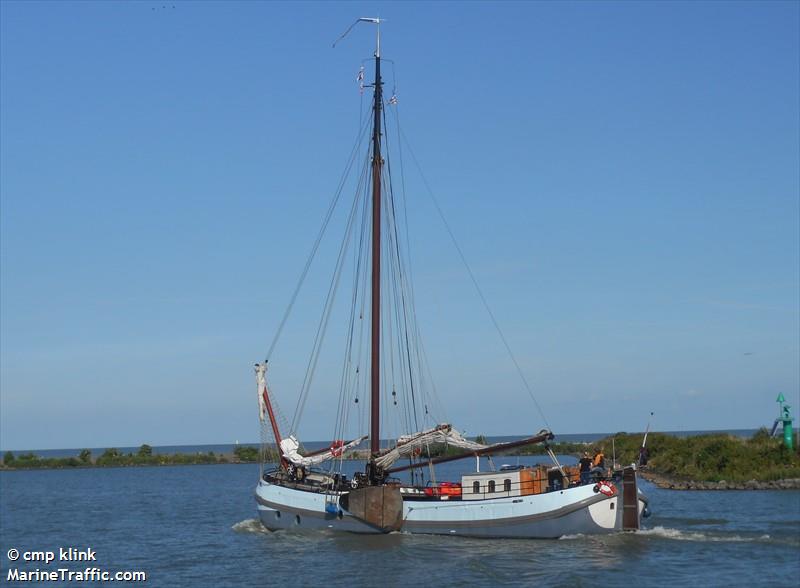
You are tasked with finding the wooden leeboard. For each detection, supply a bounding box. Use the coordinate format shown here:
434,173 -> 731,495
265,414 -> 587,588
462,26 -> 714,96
341,486 -> 403,532
622,466 -> 640,530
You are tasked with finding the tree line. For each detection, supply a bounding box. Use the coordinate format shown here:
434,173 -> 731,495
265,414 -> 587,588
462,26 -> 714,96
1,444 -> 275,469
4,429 -> 798,482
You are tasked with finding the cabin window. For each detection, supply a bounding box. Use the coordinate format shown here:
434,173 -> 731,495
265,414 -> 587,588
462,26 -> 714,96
488,480 -> 496,493
295,515 -> 301,525
473,481 -> 480,494
504,479 -> 512,492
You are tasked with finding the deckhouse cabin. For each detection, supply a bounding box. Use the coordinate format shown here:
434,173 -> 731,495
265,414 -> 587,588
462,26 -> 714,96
460,464 -> 583,500
461,468 -> 542,500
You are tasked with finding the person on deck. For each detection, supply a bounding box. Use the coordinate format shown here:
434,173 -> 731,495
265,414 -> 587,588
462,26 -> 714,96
591,448 -> 606,479
579,451 -> 593,484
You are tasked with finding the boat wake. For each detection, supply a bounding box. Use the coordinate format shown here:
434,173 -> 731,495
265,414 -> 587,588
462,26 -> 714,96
232,518 -> 269,534
637,526 -> 774,543
559,526 -> 792,545
557,533 -> 585,540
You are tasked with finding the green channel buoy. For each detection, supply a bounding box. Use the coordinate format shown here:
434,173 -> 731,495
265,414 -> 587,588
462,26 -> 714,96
775,393 -> 794,451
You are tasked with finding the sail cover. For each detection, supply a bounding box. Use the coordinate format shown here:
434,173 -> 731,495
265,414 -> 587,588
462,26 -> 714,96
255,363 -> 267,422
372,423 -> 488,469
280,435 -> 368,467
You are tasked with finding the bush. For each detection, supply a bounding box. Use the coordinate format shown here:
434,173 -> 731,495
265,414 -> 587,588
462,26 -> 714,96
596,431 -> 800,482
0,445 -> 234,469
96,448 -> 124,466
233,445 -> 260,462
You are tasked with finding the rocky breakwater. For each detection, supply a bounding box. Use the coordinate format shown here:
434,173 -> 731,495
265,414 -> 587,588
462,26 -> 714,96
641,471 -> 800,490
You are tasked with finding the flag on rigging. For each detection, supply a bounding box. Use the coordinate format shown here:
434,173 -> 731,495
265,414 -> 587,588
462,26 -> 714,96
389,94 -> 398,105
357,65 -> 365,94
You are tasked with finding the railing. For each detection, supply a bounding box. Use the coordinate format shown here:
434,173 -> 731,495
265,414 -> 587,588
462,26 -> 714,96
265,466 -> 611,501
405,468 -> 606,501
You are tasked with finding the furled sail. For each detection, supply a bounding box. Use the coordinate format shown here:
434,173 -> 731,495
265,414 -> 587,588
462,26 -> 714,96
280,435 -> 368,467
255,363 -> 268,422
372,423 -> 488,469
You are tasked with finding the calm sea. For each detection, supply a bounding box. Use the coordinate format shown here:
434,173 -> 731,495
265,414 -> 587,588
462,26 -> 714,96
1,456 -> 798,587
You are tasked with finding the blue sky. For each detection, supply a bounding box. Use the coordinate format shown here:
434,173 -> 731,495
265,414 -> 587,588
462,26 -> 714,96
1,1 -> 798,450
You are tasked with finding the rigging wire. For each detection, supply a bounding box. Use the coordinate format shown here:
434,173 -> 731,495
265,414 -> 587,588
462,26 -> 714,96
382,130 -> 421,436
331,167 -> 371,453
392,119 -> 553,433
290,149 -> 372,434
264,111 -> 372,363
385,97 -> 440,482
389,98 -> 448,430
384,180 -> 415,439
275,54 -> 548,470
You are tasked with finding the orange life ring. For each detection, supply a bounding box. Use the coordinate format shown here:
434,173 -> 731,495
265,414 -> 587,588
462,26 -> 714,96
597,481 -> 616,497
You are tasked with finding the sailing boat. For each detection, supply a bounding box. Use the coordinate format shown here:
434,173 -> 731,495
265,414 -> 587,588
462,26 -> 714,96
253,19 -> 649,538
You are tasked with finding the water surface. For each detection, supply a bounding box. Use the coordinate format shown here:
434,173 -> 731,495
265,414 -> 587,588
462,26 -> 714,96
1,459 -> 798,587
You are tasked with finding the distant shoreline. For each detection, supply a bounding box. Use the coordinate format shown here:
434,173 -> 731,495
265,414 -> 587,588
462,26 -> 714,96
0,428 -> 768,456
6,461 -> 798,492
1,445 -> 268,471
4,430 -> 799,492
0,459 -> 248,471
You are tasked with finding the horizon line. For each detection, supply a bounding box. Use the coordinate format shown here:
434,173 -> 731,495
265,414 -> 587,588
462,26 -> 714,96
0,426 -> 776,454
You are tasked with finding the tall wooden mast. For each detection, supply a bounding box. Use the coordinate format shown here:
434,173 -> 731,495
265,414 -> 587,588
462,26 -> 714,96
369,34 -> 383,456
331,17 -> 384,460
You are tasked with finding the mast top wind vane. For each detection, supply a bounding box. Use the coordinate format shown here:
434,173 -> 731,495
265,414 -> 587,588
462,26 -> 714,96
332,17 -> 384,56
